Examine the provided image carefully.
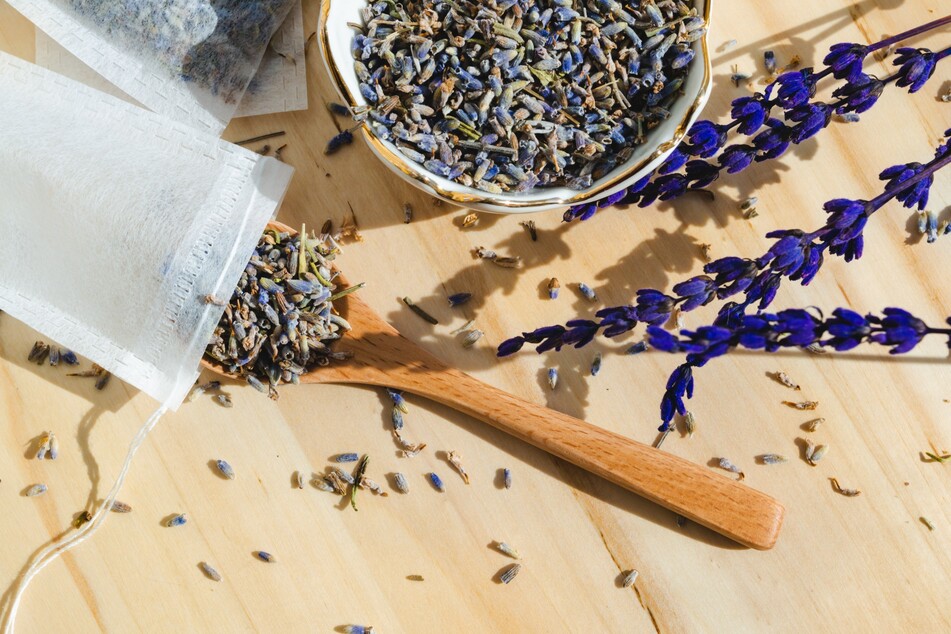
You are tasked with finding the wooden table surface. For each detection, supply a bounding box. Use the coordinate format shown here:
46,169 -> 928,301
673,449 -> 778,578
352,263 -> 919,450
2,1 -> 950,631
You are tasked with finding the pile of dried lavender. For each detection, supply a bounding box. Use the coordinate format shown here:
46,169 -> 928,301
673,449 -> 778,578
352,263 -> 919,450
351,0 -> 704,192
204,226 -> 361,397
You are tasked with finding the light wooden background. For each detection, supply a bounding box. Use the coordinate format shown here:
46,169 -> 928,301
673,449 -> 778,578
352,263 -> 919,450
2,0 -> 950,631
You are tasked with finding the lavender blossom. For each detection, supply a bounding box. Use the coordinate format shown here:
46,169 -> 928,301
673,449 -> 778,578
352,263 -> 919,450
563,16 -> 951,222
648,306 -> 942,428
500,131 -> 951,370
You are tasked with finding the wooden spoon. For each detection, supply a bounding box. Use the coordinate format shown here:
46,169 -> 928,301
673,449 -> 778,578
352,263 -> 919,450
204,222 -> 784,549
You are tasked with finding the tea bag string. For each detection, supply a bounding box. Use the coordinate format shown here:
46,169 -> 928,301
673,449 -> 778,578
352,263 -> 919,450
2,405 -> 167,634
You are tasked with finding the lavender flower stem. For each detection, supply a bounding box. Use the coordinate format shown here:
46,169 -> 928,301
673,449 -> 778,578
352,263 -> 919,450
868,14 -> 951,53
809,15 -> 951,83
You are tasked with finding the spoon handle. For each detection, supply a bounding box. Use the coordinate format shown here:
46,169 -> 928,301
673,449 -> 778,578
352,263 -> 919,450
390,365 -> 784,550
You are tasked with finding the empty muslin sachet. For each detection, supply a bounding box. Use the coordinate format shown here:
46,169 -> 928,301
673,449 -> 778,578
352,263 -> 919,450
33,0 -> 309,118
7,0 -> 298,134
0,53 -> 294,632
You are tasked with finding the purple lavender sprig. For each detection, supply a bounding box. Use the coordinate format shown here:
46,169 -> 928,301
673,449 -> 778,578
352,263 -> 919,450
498,129 -> 951,359
647,306 -> 947,426
565,15 -> 951,222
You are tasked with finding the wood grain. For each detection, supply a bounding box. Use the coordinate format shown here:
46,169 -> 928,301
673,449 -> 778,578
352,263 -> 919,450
2,0 -> 951,632
204,222 -> 783,549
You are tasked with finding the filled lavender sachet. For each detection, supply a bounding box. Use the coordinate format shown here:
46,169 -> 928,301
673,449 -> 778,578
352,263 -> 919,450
7,0 -> 298,133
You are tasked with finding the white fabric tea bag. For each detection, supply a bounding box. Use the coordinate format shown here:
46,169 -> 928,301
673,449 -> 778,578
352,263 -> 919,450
0,52 -> 295,409
33,0 -> 308,118
7,0 -> 298,134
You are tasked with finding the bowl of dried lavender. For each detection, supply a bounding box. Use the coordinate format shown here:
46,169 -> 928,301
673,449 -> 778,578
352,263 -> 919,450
319,0 -> 712,213
202,221 -> 360,397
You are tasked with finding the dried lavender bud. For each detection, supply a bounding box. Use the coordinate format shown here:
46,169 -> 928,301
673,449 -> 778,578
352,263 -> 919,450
403,203 -> 414,224
72,511 -> 93,529
448,293 -> 472,307
591,352 -> 602,376
111,501 -> 132,513
503,468 -> 512,489
578,283 -> 598,302
386,390 -> 408,415
188,380 -> 221,402
830,478 -> 861,497
731,64 -> 752,87
784,400 -> 818,410
620,570 -> 639,588
462,330 -> 484,348
394,472 -> 409,493
475,246 -> 496,260
166,513 -> 187,527
834,112 -> 861,123
683,411 -> 696,437
520,221 -> 538,242
807,443 -> 829,465
391,408 -> 404,431
335,453 -> 360,463
447,450 -> 470,484
215,459 -> 235,480
498,563 -> 522,584
769,371 -> 801,390
626,341 -> 649,355
394,430 -> 427,458
28,341 -> 50,364
492,257 -> 522,269
24,484 -> 47,497
764,50 -> 778,74
758,454 -> 788,465
255,551 -> 275,563
200,562 -> 222,582
494,542 -> 521,559
548,368 -> 558,391
35,432 -> 56,460
804,418 -> 825,432
428,472 -> 445,492
329,102 -> 352,116
325,129 -> 354,154
547,278 -> 560,300
716,457 -> 745,480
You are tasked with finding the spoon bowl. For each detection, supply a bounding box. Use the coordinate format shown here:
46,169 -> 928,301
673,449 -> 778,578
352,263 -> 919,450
202,221 -> 784,550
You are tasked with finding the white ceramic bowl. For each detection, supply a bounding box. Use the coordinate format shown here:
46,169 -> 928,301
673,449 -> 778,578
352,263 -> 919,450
318,0 -> 712,214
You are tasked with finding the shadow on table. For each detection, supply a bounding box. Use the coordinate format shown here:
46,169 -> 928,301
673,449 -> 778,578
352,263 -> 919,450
0,401 -> 108,628
0,317 -> 133,414
352,383 -> 746,551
